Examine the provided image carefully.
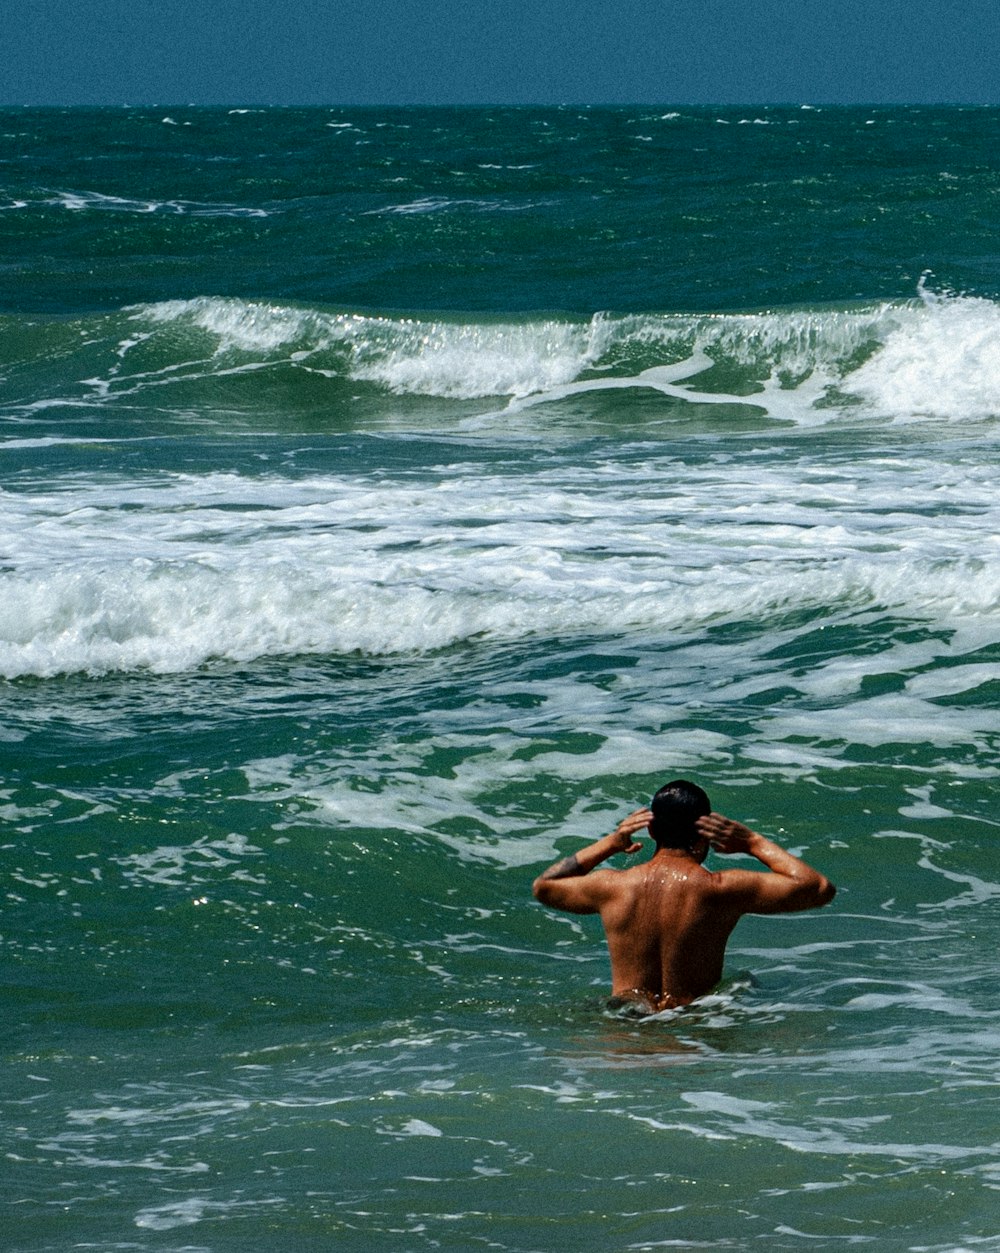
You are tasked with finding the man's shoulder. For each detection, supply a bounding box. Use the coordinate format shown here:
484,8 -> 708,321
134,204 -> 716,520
589,865 -> 634,888
587,864 -> 645,903
706,866 -> 760,891
696,866 -> 766,907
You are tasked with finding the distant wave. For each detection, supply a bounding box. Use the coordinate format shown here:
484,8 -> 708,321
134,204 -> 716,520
1,189 -> 270,217
135,295 -> 906,403
363,196 -> 544,215
4,289 -> 1000,425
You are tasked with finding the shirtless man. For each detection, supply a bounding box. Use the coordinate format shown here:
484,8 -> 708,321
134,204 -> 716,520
532,779 -> 835,1013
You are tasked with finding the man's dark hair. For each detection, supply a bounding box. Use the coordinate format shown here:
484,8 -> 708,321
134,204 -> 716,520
649,779 -> 711,850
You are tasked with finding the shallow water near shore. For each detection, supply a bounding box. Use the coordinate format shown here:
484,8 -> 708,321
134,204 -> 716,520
3,106 -> 1000,1251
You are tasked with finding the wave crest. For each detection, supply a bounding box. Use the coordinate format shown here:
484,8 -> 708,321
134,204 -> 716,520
5,290 -> 1000,424
128,292 -> 1000,420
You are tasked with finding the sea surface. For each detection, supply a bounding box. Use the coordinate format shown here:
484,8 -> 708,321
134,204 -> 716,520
2,106 -> 999,1252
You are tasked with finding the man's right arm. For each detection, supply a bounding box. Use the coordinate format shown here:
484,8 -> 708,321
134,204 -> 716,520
531,809 -> 650,914
696,812 -> 836,914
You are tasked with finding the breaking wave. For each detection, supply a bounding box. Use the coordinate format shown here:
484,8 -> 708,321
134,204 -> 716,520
4,288 -> 1000,424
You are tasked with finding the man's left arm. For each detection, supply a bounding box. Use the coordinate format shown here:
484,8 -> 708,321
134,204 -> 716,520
531,808 -> 651,914
697,812 -> 836,913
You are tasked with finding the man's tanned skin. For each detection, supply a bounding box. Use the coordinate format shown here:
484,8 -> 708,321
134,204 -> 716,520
533,801 -> 835,1013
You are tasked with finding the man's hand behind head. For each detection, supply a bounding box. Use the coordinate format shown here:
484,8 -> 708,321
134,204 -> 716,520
696,812 -> 758,855
610,808 -> 652,855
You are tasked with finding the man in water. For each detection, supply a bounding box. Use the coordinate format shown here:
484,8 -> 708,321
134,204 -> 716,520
532,779 -> 835,1013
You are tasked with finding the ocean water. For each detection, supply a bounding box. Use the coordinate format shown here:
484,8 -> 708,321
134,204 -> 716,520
2,106 -> 999,1252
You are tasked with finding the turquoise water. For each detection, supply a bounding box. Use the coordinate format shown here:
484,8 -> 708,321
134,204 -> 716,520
2,107 -> 1000,1251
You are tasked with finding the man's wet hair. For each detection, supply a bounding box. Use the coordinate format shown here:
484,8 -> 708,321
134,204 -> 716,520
649,779 -> 711,850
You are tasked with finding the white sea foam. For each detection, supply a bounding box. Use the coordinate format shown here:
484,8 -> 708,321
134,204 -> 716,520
116,834 -> 264,887
140,297 -> 319,354
365,196 -> 526,215
135,1195 -> 284,1230
843,291 -> 1000,420
350,317 -> 597,398
1,438 -> 997,677
677,1089 -> 991,1160
39,189 -> 268,217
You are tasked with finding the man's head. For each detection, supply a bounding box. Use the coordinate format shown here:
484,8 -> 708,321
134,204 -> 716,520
649,779 -> 712,852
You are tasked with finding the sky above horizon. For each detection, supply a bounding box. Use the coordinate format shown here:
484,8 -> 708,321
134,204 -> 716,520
4,0 -> 998,107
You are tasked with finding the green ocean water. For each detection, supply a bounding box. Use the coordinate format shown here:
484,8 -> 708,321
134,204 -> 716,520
2,107 -> 1000,1251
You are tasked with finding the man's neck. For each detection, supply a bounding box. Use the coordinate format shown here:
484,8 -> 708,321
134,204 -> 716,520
650,845 -> 701,864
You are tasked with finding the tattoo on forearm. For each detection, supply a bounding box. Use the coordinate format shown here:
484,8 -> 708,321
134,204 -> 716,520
539,853 -> 581,881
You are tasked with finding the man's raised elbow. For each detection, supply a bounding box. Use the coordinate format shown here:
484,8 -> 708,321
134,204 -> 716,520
815,876 -> 836,907
789,873 -> 835,911
532,876 -> 553,904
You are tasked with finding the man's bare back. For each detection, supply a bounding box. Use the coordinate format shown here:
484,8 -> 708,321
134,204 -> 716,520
532,784 -> 835,1013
